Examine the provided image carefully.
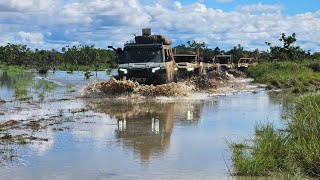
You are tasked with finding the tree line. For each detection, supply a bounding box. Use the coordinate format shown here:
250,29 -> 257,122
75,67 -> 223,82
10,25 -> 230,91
174,33 -> 320,62
1,33 -> 320,71
0,44 -> 118,71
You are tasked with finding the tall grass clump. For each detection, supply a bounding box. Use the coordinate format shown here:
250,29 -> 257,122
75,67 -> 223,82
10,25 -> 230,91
287,94 -> 320,177
229,93 -> 320,178
248,61 -> 320,93
13,80 -> 30,98
229,123 -> 287,176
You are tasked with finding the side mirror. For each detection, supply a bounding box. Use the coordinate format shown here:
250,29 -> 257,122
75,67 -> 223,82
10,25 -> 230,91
107,46 -> 113,49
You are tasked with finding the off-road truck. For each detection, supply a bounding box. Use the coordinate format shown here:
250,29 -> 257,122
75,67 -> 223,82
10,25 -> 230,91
174,53 -> 203,78
109,28 -> 175,85
213,55 -> 234,72
237,57 -> 256,70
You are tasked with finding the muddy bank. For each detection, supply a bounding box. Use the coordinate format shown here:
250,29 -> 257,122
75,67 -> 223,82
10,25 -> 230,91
82,72 -> 262,98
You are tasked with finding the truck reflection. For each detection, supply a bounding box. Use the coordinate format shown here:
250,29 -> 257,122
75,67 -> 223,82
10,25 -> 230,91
85,99 -> 203,163
114,102 -> 174,162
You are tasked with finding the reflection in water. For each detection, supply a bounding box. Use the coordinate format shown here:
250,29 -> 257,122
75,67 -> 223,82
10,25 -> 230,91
0,71 -> 21,100
85,99 -> 202,163
0,69 -> 291,179
268,91 -> 296,119
0,71 -> 14,88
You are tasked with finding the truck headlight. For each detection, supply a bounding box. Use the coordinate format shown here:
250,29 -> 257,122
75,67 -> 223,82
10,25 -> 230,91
119,68 -> 128,74
187,67 -> 194,71
152,67 -> 161,73
174,67 -> 178,71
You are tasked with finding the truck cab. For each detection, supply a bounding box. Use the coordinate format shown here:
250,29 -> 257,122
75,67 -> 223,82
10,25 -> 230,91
213,55 -> 234,72
111,29 -> 175,85
174,53 -> 203,78
237,58 -> 256,70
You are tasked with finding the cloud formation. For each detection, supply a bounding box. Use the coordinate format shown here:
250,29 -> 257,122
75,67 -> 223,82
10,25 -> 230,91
237,3 -> 282,13
0,0 -> 319,52
216,0 -> 235,3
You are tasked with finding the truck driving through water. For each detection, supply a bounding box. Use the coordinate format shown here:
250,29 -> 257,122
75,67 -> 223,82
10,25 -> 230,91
109,28 -> 175,85
174,53 -> 203,78
213,55 -> 234,72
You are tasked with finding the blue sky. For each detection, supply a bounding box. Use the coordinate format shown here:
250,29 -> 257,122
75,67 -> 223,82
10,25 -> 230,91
0,0 -> 320,52
219,0 -> 318,14
172,0 -> 320,15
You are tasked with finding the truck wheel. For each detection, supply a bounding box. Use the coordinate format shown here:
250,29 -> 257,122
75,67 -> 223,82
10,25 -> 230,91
113,75 -> 122,80
194,68 -> 200,76
220,66 -> 227,72
154,73 -> 167,85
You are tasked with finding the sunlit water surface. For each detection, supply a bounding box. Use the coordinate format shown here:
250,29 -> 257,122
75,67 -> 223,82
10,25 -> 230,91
0,70 -> 287,180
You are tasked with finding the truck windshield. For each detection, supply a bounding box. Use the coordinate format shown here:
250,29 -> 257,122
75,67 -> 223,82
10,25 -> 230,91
120,48 -> 163,63
215,57 -> 231,64
174,55 -> 196,63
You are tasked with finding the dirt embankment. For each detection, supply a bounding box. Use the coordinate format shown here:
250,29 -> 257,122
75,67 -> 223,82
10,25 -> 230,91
82,71 -> 259,98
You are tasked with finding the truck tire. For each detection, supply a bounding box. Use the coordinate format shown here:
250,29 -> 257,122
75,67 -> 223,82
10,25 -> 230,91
155,73 -> 169,85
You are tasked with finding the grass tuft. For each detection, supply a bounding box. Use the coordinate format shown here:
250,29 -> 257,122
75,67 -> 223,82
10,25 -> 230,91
229,93 -> 320,178
248,61 -> 320,93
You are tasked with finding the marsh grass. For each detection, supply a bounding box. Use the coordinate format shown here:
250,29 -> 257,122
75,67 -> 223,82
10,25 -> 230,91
27,121 -> 41,131
66,84 -> 76,92
54,64 -> 112,72
229,123 -> 287,176
248,61 -> 320,93
229,93 -> 320,178
1,133 -> 13,141
287,94 -> 320,177
17,136 -> 28,145
13,80 -> 30,98
0,65 -> 26,76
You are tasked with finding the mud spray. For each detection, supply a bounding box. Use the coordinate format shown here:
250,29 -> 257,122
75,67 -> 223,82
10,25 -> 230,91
81,72 -> 237,98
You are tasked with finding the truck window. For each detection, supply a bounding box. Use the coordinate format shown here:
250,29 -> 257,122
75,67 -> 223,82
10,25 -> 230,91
164,49 -> 169,61
120,48 -> 163,63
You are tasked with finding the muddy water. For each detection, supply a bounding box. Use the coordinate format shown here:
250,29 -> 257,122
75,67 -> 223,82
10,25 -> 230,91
0,70 -> 285,180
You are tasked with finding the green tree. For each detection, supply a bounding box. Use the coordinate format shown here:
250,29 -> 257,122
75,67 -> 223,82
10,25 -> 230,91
266,33 -> 307,61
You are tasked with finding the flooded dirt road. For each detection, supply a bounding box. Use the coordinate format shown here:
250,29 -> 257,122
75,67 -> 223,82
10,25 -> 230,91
0,70 -> 286,179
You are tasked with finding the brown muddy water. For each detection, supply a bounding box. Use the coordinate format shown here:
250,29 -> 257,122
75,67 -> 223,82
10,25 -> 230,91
0,70 -> 287,180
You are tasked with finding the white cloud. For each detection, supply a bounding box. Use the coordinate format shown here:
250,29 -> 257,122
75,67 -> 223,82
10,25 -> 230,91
17,31 -> 44,44
237,3 -> 282,13
0,1 -> 319,52
60,3 -> 92,25
216,0 -> 235,3
173,2 -> 182,10
59,0 -> 150,26
0,0 -> 59,12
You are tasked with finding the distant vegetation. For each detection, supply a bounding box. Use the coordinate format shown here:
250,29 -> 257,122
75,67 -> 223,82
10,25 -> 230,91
1,32 -> 320,74
174,33 -> 320,62
229,94 -> 320,178
0,44 -> 118,72
248,61 -> 320,93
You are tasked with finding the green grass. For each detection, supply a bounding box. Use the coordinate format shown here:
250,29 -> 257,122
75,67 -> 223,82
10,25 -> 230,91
14,80 -> 30,98
8,71 -> 58,101
32,80 -> 57,92
229,93 -> 320,178
229,123 -> 287,176
287,94 -> 320,177
54,64 -> 113,71
66,84 -> 76,92
248,60 -> 320,93
0,63 -> 115,73
27,121 -> 41,131
0,65 -> 27,76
